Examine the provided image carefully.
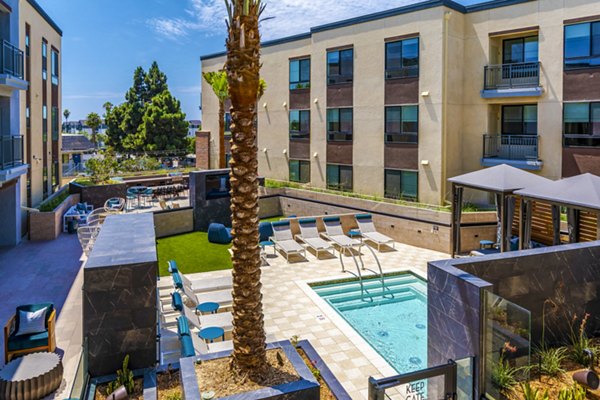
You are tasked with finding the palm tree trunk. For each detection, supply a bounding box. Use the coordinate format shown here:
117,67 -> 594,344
225,1 -> 267,376
218,101 -> 226,169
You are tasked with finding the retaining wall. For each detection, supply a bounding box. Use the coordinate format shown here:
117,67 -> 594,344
153,207 -> 194,238
30,193 -> 80,241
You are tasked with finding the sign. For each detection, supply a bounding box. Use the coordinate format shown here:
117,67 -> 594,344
405,381 -> 426,400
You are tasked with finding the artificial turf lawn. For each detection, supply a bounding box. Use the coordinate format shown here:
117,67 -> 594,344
156,215 -> 283,276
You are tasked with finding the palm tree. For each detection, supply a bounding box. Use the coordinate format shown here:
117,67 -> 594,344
63,109 -> 70,132
224,0 -> 268,376
202,71 -> 229,169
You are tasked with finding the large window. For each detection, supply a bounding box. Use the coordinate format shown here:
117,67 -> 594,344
42,40 -> 47,80
327,48 -> 353,85
42,166 -> 48,199
564,21 -> 600,70
51,49 -> 59,85
51,106 -> 59,141
327,108 -> 352,141
385,105 -> 418,143
290,58 -> 310,90
289,159 -> 310,183
42,105 -> 47,142
385,169 -> 418,201
224,112 -> 231,133
326,164 -> 352,192
502,105 -> 537,135
503,36 -> 538,64
385,37 -> 419,79
289,110 -> 310,139
564,102 -> 600,147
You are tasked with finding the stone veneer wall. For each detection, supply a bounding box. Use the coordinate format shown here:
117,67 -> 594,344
189,169 -> 232,231
83,213 -> 157,377
29,193 -> 80,240
153,207 -> 194,238
69,181 -> 127,209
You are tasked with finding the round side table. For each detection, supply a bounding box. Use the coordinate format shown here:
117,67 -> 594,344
199,327 -> 225,343
0,352 -> 63,400
196,302 -> 220,315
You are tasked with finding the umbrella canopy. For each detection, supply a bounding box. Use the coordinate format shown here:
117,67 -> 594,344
448,164 -> 552,193
514,173 -> 600,211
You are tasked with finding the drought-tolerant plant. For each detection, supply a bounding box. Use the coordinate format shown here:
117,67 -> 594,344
38,190 -> 69,212
106,355 -> 135,395
520,381 -> 549,400
557,383 -> 587,400
290,335 -> 299,348
535,346 -> 567,377
568,313 -> 596,366
492,342 -> 520,392
165,392 -> 183,400
86,152 -> 118,184
308,359 -> 321,380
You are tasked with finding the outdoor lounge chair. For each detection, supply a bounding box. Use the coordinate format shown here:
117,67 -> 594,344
355,214 -> 395,251
322,216 -> 360,254
180,298 -> 233,332
4,303 -> 56,364
169,261 -> 232,293
179,280 -> 233,308
296,218 -> 335,258
270,220 -> 307,262
104,197 -> 125,213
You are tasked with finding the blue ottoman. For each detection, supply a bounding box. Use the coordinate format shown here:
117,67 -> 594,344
208,223 -> 232,244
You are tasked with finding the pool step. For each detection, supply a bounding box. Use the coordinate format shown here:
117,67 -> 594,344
313,275 -> 420,297
336,292 -> 417,311
327,286 -> 415,304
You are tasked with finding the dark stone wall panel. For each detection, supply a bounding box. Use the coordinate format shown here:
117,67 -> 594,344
327,83 -> 353,107
384,144 -> 418,170
562,147 -> 600,177
563,68 -> 600,101
289,139 -> 310,160
385,78 -> 419,105
290,88 -> 310,109
326,142 -> 353,165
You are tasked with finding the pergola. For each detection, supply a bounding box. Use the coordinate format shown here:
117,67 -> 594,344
448,164 -> 552,257
514,173 -> 600,248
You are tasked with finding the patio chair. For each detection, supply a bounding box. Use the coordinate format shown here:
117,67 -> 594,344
169,262 -> 232,293
104,197 -> 125,213
355,213 -> 395,251
179,281 -> 233,309
4,303 -> 56,364
296,218 -> 335,258
180,296 -> 233,332
322,216 -> 360,254
270,220 -> 307,262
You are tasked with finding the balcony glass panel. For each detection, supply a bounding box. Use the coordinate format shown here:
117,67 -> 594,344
0,135 -> 24,170
0,40 -> 24,79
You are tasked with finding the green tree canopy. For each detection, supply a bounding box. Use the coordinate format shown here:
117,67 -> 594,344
86,112 -> 102,148
140,91 -> 188,152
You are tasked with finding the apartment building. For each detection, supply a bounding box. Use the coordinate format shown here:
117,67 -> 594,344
0,0 -> 61,246
200,0 -> 600,206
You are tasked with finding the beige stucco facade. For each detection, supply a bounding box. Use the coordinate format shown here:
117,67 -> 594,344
201,0 -> 600,206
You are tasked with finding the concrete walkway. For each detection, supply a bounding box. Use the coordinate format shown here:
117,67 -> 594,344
0,233 -> 84,397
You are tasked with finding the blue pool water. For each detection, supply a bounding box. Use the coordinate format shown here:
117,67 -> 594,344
312,273 -> 427,374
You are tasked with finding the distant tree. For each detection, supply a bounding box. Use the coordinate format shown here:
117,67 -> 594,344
140,91 -> 188,152
145,61 -> 168,102
86,112 -> 102,148
186,136 -> 196,154
102,102 -> 113,115
63,109 -> 71,132
202,70 -> 229,168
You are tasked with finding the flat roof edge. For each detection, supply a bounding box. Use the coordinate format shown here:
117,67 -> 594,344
26,0 -> 62,36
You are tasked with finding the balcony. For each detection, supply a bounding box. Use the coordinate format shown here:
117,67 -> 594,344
481,62 -> 542,99
481,134 -> 542,170
0,135 -> 27,181
0,40 -> 27,94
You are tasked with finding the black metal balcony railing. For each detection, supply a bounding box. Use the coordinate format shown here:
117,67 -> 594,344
483,62 -> 540,90
1,40 -> 24,79
0,135 -> 24,170
483,134 -> 539,161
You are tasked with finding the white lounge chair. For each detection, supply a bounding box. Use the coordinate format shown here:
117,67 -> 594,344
270,220 -> 307,262
355,213 -> 395,251
322,216 -> 360,254
296,218 -> 335,258
182,301 -> 233,332
191,332 -> 277,356
168,261 -> 233,293
180,282 -> 233,309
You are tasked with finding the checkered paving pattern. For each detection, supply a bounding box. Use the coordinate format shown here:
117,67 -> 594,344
159,241 -> 447,399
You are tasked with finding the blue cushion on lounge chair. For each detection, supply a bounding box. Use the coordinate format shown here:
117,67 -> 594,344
271,220 -> 290,228
323,216 -> 340,223
179,335 -> 195,357
172,272 -> 183,289
7,331 -> 49,351
168,260 -> 178,273
258,222 -> 274,242
14,303 -> 53,334
207,223 -> 232,244
177,316 -> 191,337
356,213 -> 372,220
76,203 -> 87,212
171,292 -> 183,311
299,218 -> 317,225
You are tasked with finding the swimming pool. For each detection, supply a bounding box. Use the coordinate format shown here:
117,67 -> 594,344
311,272 -> 427,374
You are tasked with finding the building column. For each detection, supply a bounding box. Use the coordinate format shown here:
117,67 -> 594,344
0,178 -> 22,246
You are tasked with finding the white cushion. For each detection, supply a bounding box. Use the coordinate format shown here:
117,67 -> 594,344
16,308 -> 48,336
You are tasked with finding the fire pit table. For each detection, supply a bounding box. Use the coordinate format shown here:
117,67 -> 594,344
0,352 -> 63,400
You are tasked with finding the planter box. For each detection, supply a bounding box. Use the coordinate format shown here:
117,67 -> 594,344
70,181 -> 127,209
29,193 -> 80,241
179,341 -> 319,400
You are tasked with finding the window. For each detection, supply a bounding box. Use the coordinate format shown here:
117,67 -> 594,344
42,166 -> 48,199
327,108 -> 353,141
25,29 -> 30,57
42,41 -> 47,80
564,102 -> 600,147
503,36 -> 539,64
289,58 -> 310,90
326,164 -> 352,191
385,169 -> 418,200
51,161 -> 58,190
289,160 -> 310,183
289,110 -> 310,139
385,37 -> 419,79
51,49 -> 59,85
224,112 -> 231,133
327,48 -> 353,85
564,21 -> 600,70
26,106 -> 30,128
501,105 -> 537,135
51,107 -> 59,141
385,105 -> 418,143
42,105 -> 47,142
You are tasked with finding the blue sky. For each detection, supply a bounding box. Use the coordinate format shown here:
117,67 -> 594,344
38,0 -> 487,122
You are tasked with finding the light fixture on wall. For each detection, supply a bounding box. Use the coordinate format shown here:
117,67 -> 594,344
263,102 -> 267,108
421,160 -> 430,166
282,149 -> 287,155
262,148 -> 268,153
313,152 -> 318,158
314,98 -> 318,104
282,101 -> 287,108
421,91 -> 430,97
32,155 -> 41,163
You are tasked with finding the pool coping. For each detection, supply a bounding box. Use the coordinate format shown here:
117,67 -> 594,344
296,268 -> 427,379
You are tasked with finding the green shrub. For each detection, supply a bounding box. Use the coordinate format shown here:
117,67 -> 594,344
558,384 -> 586,400
87,152 -> 118,184
491,343 -> 520,392
535,346 -> 567,377
105,355 -> 135,395
520,381 -> 549,400
568,313 -> 597,366
38,190 -> 69,212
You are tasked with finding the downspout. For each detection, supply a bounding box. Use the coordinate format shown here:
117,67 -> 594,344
441,11 -> 452,204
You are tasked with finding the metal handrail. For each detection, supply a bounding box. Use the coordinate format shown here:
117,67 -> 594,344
482,134 -> 539,161
356,242 -> 387,296
339,246 -> 367,300
484,61 -> 540,90
1,40 -> 24,79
